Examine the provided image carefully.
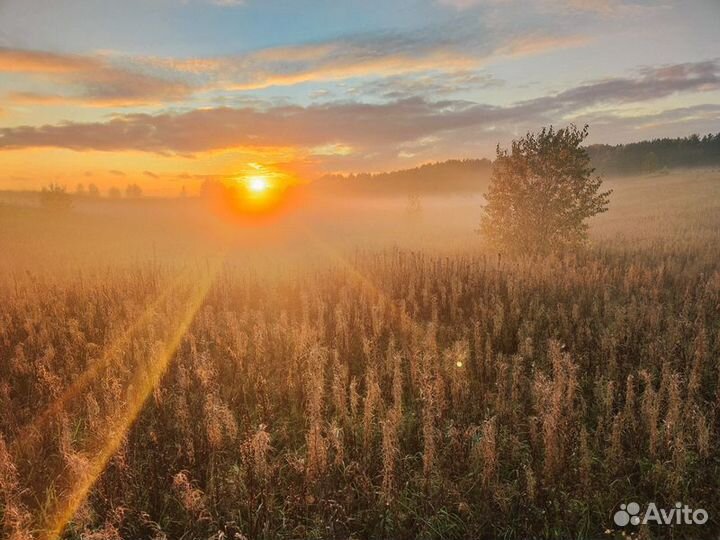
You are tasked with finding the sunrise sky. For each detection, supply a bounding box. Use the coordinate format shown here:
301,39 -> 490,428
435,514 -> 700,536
0,0 -> 718,195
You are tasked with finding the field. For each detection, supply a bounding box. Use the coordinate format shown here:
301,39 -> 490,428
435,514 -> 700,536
1,169 -> 720,539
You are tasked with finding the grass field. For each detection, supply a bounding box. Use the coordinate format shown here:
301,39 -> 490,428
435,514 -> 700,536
1,169 -> 720,539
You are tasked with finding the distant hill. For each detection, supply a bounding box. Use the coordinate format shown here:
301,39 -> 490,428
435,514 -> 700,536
312,159 -> 493,197
587,133 -> 720,175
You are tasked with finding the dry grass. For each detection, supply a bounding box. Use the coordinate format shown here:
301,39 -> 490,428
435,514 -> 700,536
1,169 -> 719,538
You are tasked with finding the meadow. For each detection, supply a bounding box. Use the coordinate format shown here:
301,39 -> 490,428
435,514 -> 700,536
1,169 -> 720,539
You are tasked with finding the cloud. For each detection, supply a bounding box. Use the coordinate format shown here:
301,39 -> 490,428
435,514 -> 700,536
437,0 -> 484,10
437,0 -> 656,14
0,59 -> 716,169
330,34 -> 591,102
537,59 -> 720,109
578,104 -> 720,143
0,99 -> 476,153
202,30 -> 586,92
0,21 -> 585,106
0,47 -> 193,106
137,31 -> 486,94
0,48 -> 94,74
349,71 -> 503,100
496,35 -> 590,58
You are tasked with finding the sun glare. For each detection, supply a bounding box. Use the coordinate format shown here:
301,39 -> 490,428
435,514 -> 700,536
216,168 -> 300,221
247,176 -> 269,193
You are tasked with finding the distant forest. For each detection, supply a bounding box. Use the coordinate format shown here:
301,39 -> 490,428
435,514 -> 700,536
587,132 -> 720,175
315,133 -> 720,196
314,158 -> 493,196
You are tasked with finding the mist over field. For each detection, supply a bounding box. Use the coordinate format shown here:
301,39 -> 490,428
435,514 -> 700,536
2,164 -> 720,540
2,0 -> 720,538
2,166 -> 719,268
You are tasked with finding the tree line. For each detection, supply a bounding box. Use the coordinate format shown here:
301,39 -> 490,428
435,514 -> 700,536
314,132 -> 719,196
314,159 -> 494,196
587,132 -> 720,175
37,183 -> 144,211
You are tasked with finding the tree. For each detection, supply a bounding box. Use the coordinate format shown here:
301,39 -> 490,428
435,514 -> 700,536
480,125 -> 611,254
108,186 -> 122,199
87,183 -> 100,198
642,151 -> 659,173
39,183 -> 73,212
405,191 -> 423,221
125,183 -> 143,198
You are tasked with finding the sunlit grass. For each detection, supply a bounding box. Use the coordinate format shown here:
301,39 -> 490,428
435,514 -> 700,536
0,170 -> 718,539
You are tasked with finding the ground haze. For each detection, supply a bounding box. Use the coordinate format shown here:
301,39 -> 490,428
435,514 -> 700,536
1,168 -> 719,538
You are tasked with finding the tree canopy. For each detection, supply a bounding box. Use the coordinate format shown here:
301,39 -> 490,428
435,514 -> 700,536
480,125 -> 611,254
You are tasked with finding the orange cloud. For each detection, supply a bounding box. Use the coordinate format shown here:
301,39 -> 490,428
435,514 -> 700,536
499,34 -> 590,58
201,31 -> 590,92
0,25 -> 589,107
1,59 -> 716,177
224,51 -> 480,92
0,47 -> 193,106
0,48 -> 94,73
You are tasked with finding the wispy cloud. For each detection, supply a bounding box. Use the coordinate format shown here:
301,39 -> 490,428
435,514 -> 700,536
535,59 -> 720,109
208,0 -> 246,5
437,0 -> 659,14
1,58 -> 717,163
0,21 -> 586,107
0,47 -> 193,106
170,29 -> 586,92
578,103 -> 720,143
348,71 -> 503,100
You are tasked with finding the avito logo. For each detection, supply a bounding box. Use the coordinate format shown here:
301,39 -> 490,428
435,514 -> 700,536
614,502 -> 708,527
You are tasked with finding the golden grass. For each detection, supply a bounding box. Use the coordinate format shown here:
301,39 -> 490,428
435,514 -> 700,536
0,169 -> 719,538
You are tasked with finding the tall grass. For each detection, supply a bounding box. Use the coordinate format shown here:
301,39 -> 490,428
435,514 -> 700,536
1,171 -> 719,538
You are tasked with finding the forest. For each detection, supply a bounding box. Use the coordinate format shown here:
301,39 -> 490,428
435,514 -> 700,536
313,133 -> 720,197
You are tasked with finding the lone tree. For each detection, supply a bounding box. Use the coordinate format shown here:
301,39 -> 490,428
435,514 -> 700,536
480,124 -> 611,254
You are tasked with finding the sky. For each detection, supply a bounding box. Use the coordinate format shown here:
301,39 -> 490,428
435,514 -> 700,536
0,0 -> 718,195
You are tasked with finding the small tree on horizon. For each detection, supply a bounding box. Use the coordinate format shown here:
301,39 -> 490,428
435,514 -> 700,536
480,124 -> 611,254
39,183 -> 73,212
125,183 -> 143,198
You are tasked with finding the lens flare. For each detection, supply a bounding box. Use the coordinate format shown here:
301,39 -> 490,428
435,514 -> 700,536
38,260 -> 224,540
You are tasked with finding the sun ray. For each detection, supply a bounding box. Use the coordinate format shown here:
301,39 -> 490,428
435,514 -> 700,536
10,266 -> 197,455
37,258 -> 224,540
297,222 -> 422,335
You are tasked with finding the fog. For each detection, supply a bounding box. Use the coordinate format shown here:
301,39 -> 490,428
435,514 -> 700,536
2,168 -> 719,277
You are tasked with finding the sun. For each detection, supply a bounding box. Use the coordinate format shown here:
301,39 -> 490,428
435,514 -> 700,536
222,169 -> 298,221
247,175 -> 269,193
